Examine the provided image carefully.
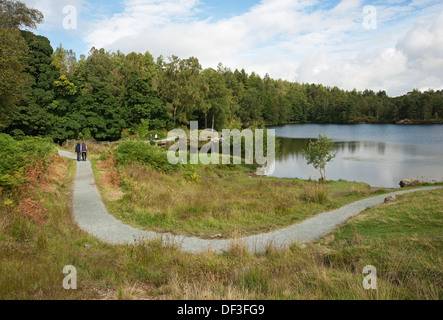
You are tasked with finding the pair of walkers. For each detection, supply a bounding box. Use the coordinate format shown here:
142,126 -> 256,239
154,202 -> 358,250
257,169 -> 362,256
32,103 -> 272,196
75,141 -> 88,161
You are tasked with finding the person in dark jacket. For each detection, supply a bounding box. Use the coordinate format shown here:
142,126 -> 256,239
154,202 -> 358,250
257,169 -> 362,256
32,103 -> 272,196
75,142 -> 81,161
81,141 -> 88,161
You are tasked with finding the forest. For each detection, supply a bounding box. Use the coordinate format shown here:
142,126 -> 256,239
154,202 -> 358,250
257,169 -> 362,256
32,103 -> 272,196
1,1 -> 443,143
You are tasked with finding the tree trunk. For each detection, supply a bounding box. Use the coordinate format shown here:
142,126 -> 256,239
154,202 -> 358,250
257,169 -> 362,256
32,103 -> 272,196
212,108 -> 215,130
173,106 -> 177,124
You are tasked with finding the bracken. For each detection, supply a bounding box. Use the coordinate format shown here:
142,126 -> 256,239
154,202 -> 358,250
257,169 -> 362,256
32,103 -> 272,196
18,196 -> 47,224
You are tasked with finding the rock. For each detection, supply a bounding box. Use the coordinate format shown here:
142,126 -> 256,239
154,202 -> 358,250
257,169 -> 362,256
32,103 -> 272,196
84,243 -> 91,249
384,195 -> 396,203
397,119 -> 413,125
210,234 -> 223,239
399,179 -> 420,188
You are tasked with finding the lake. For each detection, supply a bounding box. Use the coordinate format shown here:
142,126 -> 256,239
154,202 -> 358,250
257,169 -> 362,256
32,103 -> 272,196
267,124 -> 443,188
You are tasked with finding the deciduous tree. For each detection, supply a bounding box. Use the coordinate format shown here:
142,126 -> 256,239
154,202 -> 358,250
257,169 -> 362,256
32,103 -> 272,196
302,134 -> 337,181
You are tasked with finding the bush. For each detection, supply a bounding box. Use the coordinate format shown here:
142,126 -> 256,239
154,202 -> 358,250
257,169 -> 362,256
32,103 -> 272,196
0,134 -> 56,188
300,182 -> 328,204
115,140 -> 180,173
183,167 -> 201,183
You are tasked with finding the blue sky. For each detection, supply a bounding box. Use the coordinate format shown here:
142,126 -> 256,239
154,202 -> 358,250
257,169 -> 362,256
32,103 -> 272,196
197,0 -> 262,20
23,0 -> 443,96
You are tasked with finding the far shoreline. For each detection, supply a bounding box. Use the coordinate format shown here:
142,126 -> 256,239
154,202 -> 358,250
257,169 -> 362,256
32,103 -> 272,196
266,120 -> 443,127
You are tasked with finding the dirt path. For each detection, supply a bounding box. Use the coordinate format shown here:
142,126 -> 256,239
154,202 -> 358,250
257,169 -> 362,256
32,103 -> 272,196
58,149 -> 442,254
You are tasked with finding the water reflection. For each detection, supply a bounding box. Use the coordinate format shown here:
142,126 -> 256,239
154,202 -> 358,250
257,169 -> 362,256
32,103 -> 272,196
278,138 -> 388,160
269,124 -> 443,188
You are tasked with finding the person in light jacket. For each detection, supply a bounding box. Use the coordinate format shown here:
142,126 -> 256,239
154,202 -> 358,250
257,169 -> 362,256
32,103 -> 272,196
81,141 -> 88,161
75,142 -> 81,161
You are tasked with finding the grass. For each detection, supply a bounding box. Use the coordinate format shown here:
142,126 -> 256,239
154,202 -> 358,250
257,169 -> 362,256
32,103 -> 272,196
1,136 -> 441,300
90,143 -> 381,238
146,186 -> 442,300
315,189 -> 443,299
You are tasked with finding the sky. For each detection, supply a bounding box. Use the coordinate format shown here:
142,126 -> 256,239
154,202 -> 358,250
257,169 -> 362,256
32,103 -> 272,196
21,0 -> 443,97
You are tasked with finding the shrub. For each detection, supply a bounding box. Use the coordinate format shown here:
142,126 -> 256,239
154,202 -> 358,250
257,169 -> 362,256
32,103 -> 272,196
183,167 -> 201,183
300,182 -> 328,204
115,140 -> 180,173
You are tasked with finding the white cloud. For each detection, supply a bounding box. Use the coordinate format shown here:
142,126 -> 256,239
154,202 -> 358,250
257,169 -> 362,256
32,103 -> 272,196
84,0 -> 201,49
301,47 -> 409,94
395,11 -> 443,92
397,12 -> 443,65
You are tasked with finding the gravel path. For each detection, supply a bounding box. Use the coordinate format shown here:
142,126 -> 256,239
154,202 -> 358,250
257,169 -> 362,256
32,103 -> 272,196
58,149 -> 442,254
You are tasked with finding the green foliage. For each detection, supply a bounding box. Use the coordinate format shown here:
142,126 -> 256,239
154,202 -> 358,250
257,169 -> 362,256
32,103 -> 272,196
77,84 -> 125,141
302,134 -> 337,181
0,27 -> 28,127
122,72 -> 167,128
115,140 -> 180,173
75,47 -> 115,96
156,55 -> 203,125
51,43 -> 77,76
0,133 -> 55,188
132,119 -> 151,138
0,0 -> 43,128
4,31 -> 63,140
112,51 -> 159,100
200,68 -> 231,130
53,75 -> 77,96
183,166 -> 201,183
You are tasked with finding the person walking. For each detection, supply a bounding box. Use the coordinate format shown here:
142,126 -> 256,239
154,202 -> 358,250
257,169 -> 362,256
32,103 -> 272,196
81,141 -> 88,161
75,142 -> 81,161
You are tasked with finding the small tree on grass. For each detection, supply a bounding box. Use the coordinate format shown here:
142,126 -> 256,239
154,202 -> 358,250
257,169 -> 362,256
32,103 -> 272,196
302,134 -> 337,182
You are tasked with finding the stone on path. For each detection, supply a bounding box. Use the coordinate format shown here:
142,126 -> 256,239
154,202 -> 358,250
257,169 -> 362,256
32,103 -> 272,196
384,195 -> 396,203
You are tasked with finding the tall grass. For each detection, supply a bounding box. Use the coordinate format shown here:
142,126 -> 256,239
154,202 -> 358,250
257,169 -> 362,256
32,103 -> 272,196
300,182 -> 328,204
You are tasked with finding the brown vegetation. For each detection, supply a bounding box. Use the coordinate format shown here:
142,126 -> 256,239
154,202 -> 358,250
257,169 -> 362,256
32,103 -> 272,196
18,196 -> 47,224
